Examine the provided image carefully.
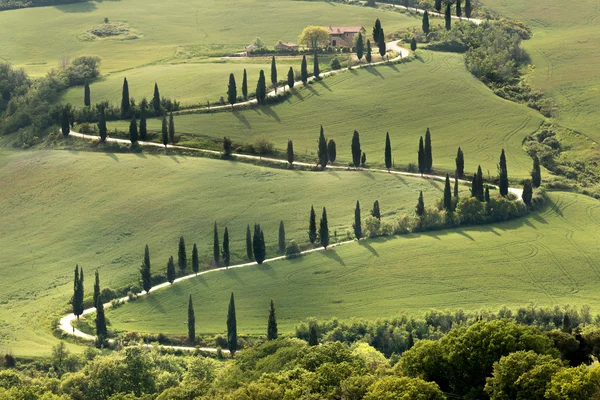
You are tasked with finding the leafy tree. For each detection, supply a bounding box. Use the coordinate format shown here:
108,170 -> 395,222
287,67 -> 294,89
121,77 -> 130,116
246,224 -> 253,260
499,149 -> 509,196
434,0 -> 442,12
522,180 -> 533,206
84,82 -> 91,107
366,40 -> 372,63
278,221 -> 286,254
167,256 -> 176,284
443,174 -> 453,212
270,56 -> 278,92
301,55 -> 308,84
445,2 -> 452,31
267,299 -> 278,340
456,0 -> 462,19
313,53 -> 320,79
61,106 -> 70,137
213,222 -> 220,266
476,165 -> 484,201
227,292 -> 238,356
227,73 -> 237,106
95,295 -> 107,342
361,152 -> 367,167
465,0 -> 472,19
319,207 -> 329,249
242,69 -> 248,100
222,227 -> 230,267
308,324 -> 319,346
455,147 -> 464,178
354,200 -> 362,239
309,205 -> 317,244
139,99 -> 147,141
153,82 -> 161,114
223,136 -> 232,156
256,70 -> 267,105
372,18 -> 382,42
98,105 -> 107,142
188,295 -> 195,344
424,128 -> 432,172
128,115 -> 138,144
287,140 -> 294,165
422,10 -> 430,36
168,112 -> 175,144
418,136 -> 425,174
365,376 -> 445,400
140,244 -> 152,294
384,132 -> 392,171
378,29 -> 386,59
178,237 -> 187,272
410,37 -> 417,52
318,125 -> 328,168
372,200 -> 381,220
327,139 -> 336,163
161,114 -> 168,147
416,191 -> 425,217
192,243 -> 199,275
531,155 -> 541,188
253,224 -> 266,264
351,130 -> 362,168
298,26 -> 330,49
123,347 -> 155,396
93,269 -> 100,307
356,32 -> 365,61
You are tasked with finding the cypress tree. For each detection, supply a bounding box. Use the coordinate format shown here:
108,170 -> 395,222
313,53 -> 320,80
168,112 -> 175,144
308,205 -> 317,244
361,152 -> 367,167
485,186 -> 490,202
213,222 -> 220,266
465,0 -> 472,19
256,70 -> 267,105
531,155 -> 541,188
366,40 -> 372,64
454,174 -> 459,200
152,82 -> 161,114
372,18 -> 382,43
308,324 -> 318,346
418,136 -> 425,174
270,56 -> 278,92
318,125 -> 328,168
445,3 -> 452,30
139,99 -> 147,141
416,191 -> 425,217
278,221 -> 285,254
192,244 -> 199,275
301,55 -> 308,84
372,200 -> 381,220
456,0 -> 462,19
287,67 -> 294,89
129,115 -> 138,144
227,73 -> 237,106
422,10 -> 430,36
178,237 -> 187,272
188,295 -> 195,344
319,207 -> 329,249
351,130 -> 361,168
471,174 -> 477,198
77,268 -> 84,318
98,106 -> 107,142
476,165 -> 484,201
246,224 -> 253,260
522,180 -> 533,206
327,139 -> 336,163
385,132 -> 392,171
424,128 -> 432,172
140,245 -> 152,294
267,299 -> 278,340
353,200 -> 362,239
223,227 -> 230,267
72,265 -> 81,319
167,256 -> 175,284
61,107 -> 70,137
223,136 -> 232,156
356,32 -> 364,61
499,149 -> 509,196
287,140 -> 294,165
161,114 -> 168,147
456,147 -> 464,178
84,82 -> 91,107
242,69 -> 248,100
253,224 -> 266,264
444,173 -> 453,212
410,37 -> 417,52
93,269 -> 100,308
434,0 -> 442,12
95,296 -> 107,341
378,29 -> 386,59
227,292 -> 238,356
121,77 -> 130,116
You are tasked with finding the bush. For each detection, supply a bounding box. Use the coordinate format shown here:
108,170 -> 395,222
331,57 -> 342,70
456,197 -> 486,225
253,136 -> 274,155
285,240 -> 301,259
416,208 -> 446,231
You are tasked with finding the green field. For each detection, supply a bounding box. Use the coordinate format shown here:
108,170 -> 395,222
0,148 -> 453,355
109,50 -> 544,179
107,191 -> 600,337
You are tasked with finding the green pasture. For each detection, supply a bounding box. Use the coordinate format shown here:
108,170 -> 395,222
108,191 -> 600,337
0,148 -> 452,355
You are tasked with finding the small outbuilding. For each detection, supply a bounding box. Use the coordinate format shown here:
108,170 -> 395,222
274,41 -> 299,51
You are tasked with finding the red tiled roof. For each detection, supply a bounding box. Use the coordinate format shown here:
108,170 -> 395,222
326,26 -> 365,34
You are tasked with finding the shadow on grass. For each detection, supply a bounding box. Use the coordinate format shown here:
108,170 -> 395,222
322,249 -> 346,266
366,66 -> 384,79
358,240 -> 379,257
54,1 -> 97,12
305,84 -> 320,96
145,292 -> 167,314
316,79 -> 332,92
233,110 -> 251,129
291,88 -> 304,101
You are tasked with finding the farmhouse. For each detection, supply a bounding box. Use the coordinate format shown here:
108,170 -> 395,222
274,41 -> 299,51
326,25 -> 366,48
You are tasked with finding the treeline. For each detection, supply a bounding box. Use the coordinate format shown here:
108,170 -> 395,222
0,0 -> 86,11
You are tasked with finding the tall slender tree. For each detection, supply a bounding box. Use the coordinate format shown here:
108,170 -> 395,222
410,37 -> 417,52
318,125 -> 328,168
416,191 -> 425,217
366,40 -> 372,63
319,207 -> 329,249
222,227 -> 230,267
188,295 -> 195,344
242,69 -> 248,100
278,221 -> 286,254
246,224 -> 253,260
372,18 -> 382,42
361,152 -> 367,167
270,56 -> 278,92
454,174 -> 459,200
522,180 -> 533,205
98,106 -> 107,142
129,116 -> 138,144
424,128 -> 433,172
531,155 -> 541,188
267,299 -> 278,340
353,201 -> 362,240
455,147 -> 465,178
309,323 -> 318,346
72,265 -> 82,319
287,140 -> 294,165
351,130 -> 362,168
140,245 -> 152,294
384,132 -> 392,171
378,29 -> 386,59
253,224 -> 266,264
161,114 -> 168,147
121,77 -> 130,116
422,10 -> 430,36
471,174 -> 478,198
356,32 -> 364,61
434,0 -> 442,12
256,70 -> 267,105
445,2 -> 452,30
287,67 -> 294,89
313,53 -> 320,80
485,186 -> 490,202
167,256 -> 175,284
456,0 -> 462,19
301,55 -> 308,84
178,237 -> 187,272
498,149 -> 509,196
309,205 -> 317,244
152,82 -> 161,114
443,174 -> 453,212
192,244 -> 199,275
93,269 -> 101,307
61,107 -> 70,137
84,82 -> 91,107
168,112 -> 175,144
327,139 -> 336,163
476,165 -> 484,201
95,296 -> 107,342
227,292 -> 238,356
213,222 -> 220,266
227,73 -> 237,106
372,200 -> 381,220
465,0 -> 472,19
139,99 -> 148,141
418,136 -> 425,174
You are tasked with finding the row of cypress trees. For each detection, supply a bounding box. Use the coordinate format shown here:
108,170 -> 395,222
72,267 -> 107,346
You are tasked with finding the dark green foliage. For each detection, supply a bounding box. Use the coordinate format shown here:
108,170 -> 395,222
384,132 -> 392,171
242,68 -> 248,100
455,147 -> 464,178
128,115 -> 137,144
353,200 -> 362,239
278,221 -> 285,254
319,207 -> 329,249
410,37 -> 417,52
270,56 -> 277,89
213,222 -> 220,266
485,187 -> 490,202
93,269 -> 100,307
327,139 -> 336,163
499,149 -> 509,196
422,10 -> 430,36
416,191 -> 425,217
267,299 -> 278,340
253,224 -> 266,264
227,73 -> 237,106
188,295 -> 195,344
192,243 -> 199,275
152,82 -> 161,114
256,70 -> 267,105
72,265 -> 83,319
95,295 -> 107,341
223,136 -> 232,156
407,332 -> 415,350
308,205 -> 317,244
121,77 -> 130,116
178,237 -> 187,272
168,112 -> 175,144
61,106 -> 70,137
97,106 -> 107,142
246,224 -> 253,260
366,40 -> 372,63
476,165 -> 484,201
223,227 -> 230,267
522,180 -> 533,206
308,323 -> 318,346
378,29 -> 386,58
227,292 -> 238,356
456,0 -> 462,18
287,67 -> 294,89
444,174 -> 453,212
434,0 -> 442,12
356,32 -> 364,61
351,130 -> 361,168
454,175 -> 459,200
465,0 -> 472,19
418,136 -> 425,174
471,174 -> 477,198
361,152 -> 367,167
424,128 -> 432,172
372,18 -> 382,43
161,115 -> 168,147
531,155 -> 541,188
372,200 -> 381,220
317,125 -> 328,168
166,256 -> 175,284
445,2 -> 452,31
287,140 -> 294,165
301,55 -> 308,84
84,82 -> 90,107
140,245 -> 151,294
313,53 -> 320,79
139,99 -> 147,141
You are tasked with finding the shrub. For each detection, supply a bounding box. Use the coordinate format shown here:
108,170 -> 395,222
456,197 -> 486,225
254,136 -> 274,155
487,196 -> 521,222
395,215 -> 418,234
285,240 -> 301,259
416,207 -> 446,231
331,57 -> 342,70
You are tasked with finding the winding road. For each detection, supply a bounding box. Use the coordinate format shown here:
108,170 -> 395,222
376,2 -> 483,25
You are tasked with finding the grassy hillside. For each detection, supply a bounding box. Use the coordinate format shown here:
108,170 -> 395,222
109,50 -> 544,179
0,148 -> 452,355
108,191 -> 600,337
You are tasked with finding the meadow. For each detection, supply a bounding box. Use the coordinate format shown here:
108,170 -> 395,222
108,191 -> 600,337
0,148 -> 453,355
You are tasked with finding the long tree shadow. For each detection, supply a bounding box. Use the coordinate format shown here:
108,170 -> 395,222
233,110 -> 251,128
260,106 -> 281,122
304,84 -> 320,96
358,240 -> 379,256
291,88 -> 304,101
54,1 -> 97,12
316,80 -> 332,92
366,66 -> 384,79
322,249 -> 346,266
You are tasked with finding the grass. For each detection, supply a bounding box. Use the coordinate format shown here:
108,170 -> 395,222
107,191 -> 600,337
109,50 -> 544,179
0,148 -> 453,356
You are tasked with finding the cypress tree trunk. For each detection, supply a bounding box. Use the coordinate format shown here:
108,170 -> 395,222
161,115 -> 168,147
121,77 -> 130,117
223,227 -> 230,267
354,201 -> 362,239
93,269 -> 100,307
418,136 -> 425,174
308,205 -> 317,244
129,116 -> 138,144
188,295 -> 195,344
267,299 -> 278,340
270,56 -> 277,92
192,244 -> 199,275
242,69 -> 248,100
351,130 -> 361,168
227,73 -> 237,106
327,139 -> 336,163
313,53 -> 320,80
213,222 -> 220,266
318,125 -> 328,169
416,191 -> 425,217
246,224 -> 253,260
424,128 -> 432,172
84,82 -> 91,107
366,40 -> 372,64
287,140 -> 294,165
287,67 -> 294,89
372,200 -> 381,220
98,106 -> 107,142
278,221 -> 285,254
385,132 -> 392,171
153,82 -> 161,114
443,174 -> 453,212
227,292 -> 238,356
178,237 -> 187,272
445,3 -> 452,30
319,207 -> 329,249
301,55 -> 308,84
141,244 -> 152,293
167,256 -> 175,284
168,112 -> 175,144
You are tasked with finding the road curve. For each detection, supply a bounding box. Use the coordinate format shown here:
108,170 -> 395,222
377,2 -> 483,25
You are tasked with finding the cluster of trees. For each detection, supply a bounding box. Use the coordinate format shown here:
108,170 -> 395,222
308,205 -> 330,249
71,266 -> 107,344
